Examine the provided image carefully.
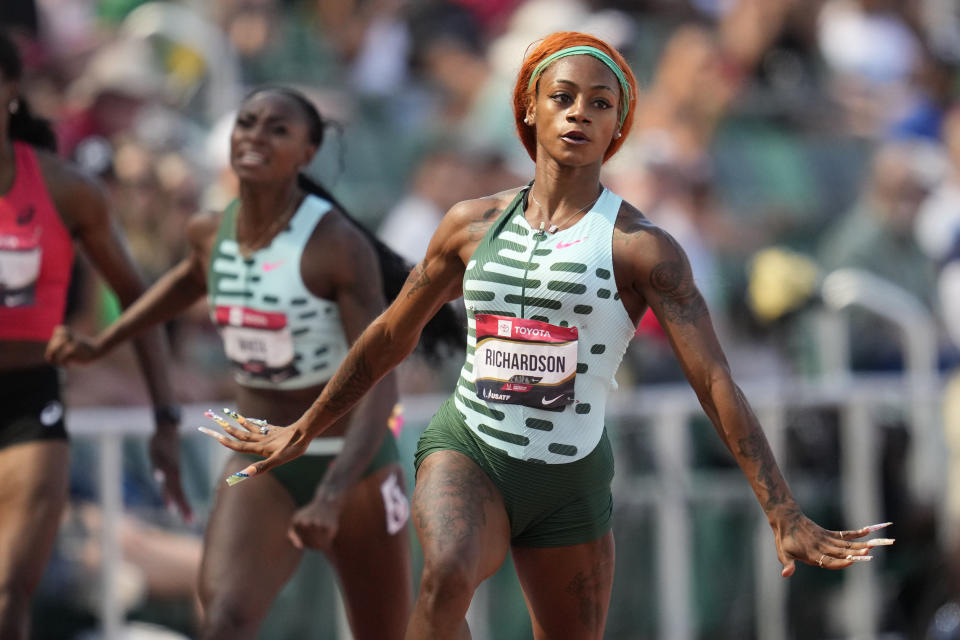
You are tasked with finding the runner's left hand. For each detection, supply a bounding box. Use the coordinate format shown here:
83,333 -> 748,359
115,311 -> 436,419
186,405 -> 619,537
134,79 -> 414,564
769,505 -> 893,576
289,491 -> 344,551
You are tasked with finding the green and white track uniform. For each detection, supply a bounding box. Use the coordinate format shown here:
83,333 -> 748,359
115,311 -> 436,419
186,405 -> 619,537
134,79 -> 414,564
207,194 -> 350,390
416,185 -> 636,546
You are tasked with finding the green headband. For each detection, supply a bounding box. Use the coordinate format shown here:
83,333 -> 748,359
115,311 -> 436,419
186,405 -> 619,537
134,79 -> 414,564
527,45 -> 631,128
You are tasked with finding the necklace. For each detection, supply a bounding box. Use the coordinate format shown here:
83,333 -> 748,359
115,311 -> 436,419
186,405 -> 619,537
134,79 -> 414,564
238,190 -> 300,251
529,187 -> 602,234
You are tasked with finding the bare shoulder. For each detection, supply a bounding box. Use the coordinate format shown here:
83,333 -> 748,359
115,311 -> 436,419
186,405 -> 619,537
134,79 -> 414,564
443,186 -> 524,244
34,150 -> 107,226
312,205 -> 368,247
613,200 -> 688,267
185,209 -> 222,253
302,205 -> 381,298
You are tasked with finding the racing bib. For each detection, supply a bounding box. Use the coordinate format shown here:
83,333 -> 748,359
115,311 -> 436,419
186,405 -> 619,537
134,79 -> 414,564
214,305 -> 298,382
473,314 -> 577,412
0,234 -> 41,307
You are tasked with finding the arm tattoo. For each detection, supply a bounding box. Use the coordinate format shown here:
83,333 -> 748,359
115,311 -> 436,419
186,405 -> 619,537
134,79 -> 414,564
648,235 -> 709,324
649,261 -> 709,324
734,386 -> 789,512
736,430 -> 789,511
319,333 -> 376,417
466,207 -> 500,240
405,262 -> 432,298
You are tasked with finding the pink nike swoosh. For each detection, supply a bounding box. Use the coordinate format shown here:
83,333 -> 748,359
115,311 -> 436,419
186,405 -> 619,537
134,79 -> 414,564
556,238 -> 586,249
262,260 -> 285,272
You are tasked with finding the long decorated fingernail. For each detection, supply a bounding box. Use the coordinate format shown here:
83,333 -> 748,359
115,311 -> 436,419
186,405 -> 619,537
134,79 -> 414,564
846,555 -> 872,562
865,522 -> 892,532
223,408 -> 242,420
248,417 -> 267,428
226,472 -> 250,486
204,410 -> 231,428
198,426 -> 222,439
867,538 -> 895,547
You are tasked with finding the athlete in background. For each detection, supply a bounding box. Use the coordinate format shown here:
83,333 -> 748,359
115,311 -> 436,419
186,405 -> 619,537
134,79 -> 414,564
48,85 -> 463,640
0,29 -> 187,640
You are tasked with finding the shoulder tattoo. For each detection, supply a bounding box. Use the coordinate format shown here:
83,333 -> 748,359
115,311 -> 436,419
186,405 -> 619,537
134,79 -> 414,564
466,206 -> 501,241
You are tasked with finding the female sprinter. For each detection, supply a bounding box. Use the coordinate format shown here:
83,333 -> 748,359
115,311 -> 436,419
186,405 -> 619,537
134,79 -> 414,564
201,33 -> 893,639
0,30 -> 187,640
47,85 -> 462,639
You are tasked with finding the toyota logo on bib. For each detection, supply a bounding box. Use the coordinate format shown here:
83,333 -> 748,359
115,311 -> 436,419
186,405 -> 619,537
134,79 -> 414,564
497,319 -> 512,337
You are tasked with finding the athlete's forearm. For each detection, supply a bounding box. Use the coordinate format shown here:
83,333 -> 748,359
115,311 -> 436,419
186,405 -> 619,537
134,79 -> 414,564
314,374 -> 397,499
130,326 -> 178,415
702,374 -> 798,520
99,260 -> 204,354
299,318 -> 414,440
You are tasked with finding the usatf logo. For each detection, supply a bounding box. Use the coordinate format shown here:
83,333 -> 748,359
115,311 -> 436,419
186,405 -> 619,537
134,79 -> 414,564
497,319 -> 512,337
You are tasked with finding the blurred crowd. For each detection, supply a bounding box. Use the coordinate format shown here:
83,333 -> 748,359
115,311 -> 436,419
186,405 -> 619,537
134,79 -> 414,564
5,0 -> 960,637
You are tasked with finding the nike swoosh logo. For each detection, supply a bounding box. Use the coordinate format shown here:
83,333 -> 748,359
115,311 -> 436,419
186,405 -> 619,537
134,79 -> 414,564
541,394 -> 566,405
556,238 -> 586,249
262,260 -> 285,272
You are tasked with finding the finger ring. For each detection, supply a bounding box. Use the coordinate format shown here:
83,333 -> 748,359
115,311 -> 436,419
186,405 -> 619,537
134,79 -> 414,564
839,531 -> 844,539
818,554 -> 825,568
259,426 -> 270,435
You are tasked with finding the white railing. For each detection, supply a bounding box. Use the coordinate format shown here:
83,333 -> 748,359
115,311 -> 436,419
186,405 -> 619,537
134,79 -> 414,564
66,372 -> 945,640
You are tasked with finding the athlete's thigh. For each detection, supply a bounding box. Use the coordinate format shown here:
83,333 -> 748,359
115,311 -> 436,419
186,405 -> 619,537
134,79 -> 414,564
199,455 -> 302,617
511,531 -> 615,640
0,440 -> 70,592
413,450 -> 511,583
329,463 -> 412,640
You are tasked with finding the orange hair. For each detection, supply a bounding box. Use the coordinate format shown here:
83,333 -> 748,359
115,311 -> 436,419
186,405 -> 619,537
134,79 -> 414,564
513,31 -> 638,163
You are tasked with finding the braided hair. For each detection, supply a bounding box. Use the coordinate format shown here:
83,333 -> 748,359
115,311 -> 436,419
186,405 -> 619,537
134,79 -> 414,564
244,86 -> 465,360
0,29 -> 56,152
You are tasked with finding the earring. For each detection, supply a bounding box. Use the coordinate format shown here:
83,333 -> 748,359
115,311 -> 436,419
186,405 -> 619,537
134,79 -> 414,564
8,99 -> 18,114
615,131 -> 622,139
524,117 -> 532,125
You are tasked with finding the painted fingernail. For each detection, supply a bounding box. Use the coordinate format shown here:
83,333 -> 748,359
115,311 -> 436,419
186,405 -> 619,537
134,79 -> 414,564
865,522 -> 892,532
867,538 -> 895,547
226,472 -> 250,486
248,418 -> 267,427
205,410 -> 230,425
197,426 -> 221,439
223,408 -> 241,420
846,555 -> 872,562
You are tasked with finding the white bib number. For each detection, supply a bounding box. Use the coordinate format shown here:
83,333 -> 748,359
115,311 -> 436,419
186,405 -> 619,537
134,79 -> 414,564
473,315 -> 578,411
380,471 -> 410,535
222,325 -> 295,368
214,305 -> 297,381
0,238 -> 41,307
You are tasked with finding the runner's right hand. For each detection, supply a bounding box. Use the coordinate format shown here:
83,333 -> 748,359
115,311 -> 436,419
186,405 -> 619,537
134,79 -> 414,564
45,325 -> 102,364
